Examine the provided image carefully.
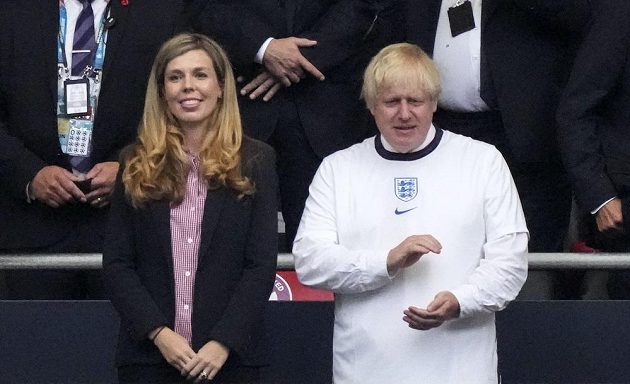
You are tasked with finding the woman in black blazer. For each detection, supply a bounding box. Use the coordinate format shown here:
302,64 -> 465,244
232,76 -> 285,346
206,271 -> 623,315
103,33 -> 278,383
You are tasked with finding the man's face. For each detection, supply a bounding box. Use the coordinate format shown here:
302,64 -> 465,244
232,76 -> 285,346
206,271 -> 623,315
370,84 -> 437,153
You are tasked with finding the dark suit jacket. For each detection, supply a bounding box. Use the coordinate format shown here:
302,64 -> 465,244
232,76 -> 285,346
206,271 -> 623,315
103,137 -> 279,367
0,0 -> 193,249
197,0 -> 377,158
402,0 -> 588,164
557,0 -> 630,224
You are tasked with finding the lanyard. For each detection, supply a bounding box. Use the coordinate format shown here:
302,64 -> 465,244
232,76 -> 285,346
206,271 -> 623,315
58,2 -> 110,77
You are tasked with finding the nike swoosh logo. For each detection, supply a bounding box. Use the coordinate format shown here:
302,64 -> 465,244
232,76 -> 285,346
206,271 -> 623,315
395,207 -> 417,215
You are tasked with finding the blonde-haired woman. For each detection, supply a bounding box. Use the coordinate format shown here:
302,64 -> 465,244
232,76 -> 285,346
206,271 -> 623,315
103,33 -> 278,383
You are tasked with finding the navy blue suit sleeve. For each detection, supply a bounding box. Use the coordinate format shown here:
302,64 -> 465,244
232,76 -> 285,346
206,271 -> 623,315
299,0 -> 376,73
556,1 -> 630,211
0,2 -> 48,199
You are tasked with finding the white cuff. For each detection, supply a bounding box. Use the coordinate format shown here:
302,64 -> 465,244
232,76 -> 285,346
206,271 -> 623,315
255,37 -> 274,64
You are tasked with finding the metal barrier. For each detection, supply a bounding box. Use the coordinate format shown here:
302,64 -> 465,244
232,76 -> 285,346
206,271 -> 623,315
0,252 -> 629,270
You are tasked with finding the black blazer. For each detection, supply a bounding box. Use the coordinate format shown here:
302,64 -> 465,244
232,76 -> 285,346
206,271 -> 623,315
557,0 -> 630,219
103,137 -> 279,368
402,0 -> 588,164
197,0 -> 377,157
0,0 -> 194,249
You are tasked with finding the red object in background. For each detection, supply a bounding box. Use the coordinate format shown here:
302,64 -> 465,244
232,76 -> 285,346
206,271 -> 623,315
270,271 -> 334,301
569,241 -> 599,253
120,0 -> 129,6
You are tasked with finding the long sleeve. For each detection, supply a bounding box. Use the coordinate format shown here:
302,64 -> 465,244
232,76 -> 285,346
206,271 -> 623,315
0,3 -> 48,199
293,158 -> 393,294
102,170 -> 169,342
450,152 -> 529,318
298,0 -> 376,73
556,1 -> 630,211
208,143 -> 279,355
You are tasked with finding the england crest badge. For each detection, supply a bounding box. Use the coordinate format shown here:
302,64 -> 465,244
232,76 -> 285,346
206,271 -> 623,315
394,177 -> 418,202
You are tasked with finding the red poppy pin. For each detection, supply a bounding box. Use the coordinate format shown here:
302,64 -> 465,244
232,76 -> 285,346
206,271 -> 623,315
120,0 -> 129,6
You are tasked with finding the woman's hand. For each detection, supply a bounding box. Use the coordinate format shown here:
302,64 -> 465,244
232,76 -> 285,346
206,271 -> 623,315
152,327 -> 196,371
183,340 -> 230,382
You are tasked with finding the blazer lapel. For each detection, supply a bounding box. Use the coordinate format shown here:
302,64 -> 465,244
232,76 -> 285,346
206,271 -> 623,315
150,201 -> 175,271
38,0 -> 59,109
197,188 -> 229,265
479,0 -> 499,108
101,0 -> 131,78
406,0 -> 441,56
174,0 -> 200,34
481,0 -> 499,27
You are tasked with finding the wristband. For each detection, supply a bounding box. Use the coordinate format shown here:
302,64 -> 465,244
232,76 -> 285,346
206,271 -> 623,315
150,326 -> 165,342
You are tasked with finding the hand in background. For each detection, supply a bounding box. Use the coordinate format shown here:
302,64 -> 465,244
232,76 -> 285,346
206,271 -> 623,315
30,165 -> 85,207
596,197 -> 624,235
85,161 -> 119,208
263,37 -> 325,86
241,71 -> 284,101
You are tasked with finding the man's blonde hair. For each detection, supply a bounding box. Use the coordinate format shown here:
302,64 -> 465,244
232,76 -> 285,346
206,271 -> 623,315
361,43 -> 441,109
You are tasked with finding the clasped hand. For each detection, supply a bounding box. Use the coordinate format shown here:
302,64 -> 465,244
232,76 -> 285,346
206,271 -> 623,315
153,327 -> 229,382
240,37 -> 325,101
30,161 -> 118,208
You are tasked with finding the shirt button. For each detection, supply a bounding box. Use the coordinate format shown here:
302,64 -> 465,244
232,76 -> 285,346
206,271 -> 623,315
185,271 -> 191,277
184,304 -> 189,310
187,238 -> 193,244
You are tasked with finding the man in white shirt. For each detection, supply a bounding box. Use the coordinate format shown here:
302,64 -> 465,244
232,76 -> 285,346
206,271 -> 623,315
293,43 -> 528,384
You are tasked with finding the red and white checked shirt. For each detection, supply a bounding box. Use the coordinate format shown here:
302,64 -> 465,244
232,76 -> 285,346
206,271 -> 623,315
170,153 -> 207,344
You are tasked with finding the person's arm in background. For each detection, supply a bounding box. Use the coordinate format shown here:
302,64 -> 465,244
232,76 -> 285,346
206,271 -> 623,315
556,0 -> 630,233
0,3 -> 85,207
242,0 -> 380,100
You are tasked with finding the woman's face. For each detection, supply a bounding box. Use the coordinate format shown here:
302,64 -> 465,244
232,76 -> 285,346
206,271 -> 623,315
163,49 -> 222,131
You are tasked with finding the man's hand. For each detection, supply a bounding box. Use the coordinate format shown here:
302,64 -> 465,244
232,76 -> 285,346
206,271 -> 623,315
183,340 -> 230,382
596,197 -> 624,234
263,37 -> 325,86
387,235 -> 442,276
153,327 -> 196,372
240,71 -> 284,101
85,161 -> 119,208
403,291 -> 460,331
30,165 -> 85,207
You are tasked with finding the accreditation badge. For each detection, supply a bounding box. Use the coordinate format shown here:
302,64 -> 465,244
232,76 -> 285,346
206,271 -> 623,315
448,0 -> 475,37
64,78 -> 90,117
65,119 -> 93,157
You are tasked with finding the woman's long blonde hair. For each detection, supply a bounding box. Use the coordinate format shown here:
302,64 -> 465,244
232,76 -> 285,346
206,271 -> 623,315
122,33 -> 254,207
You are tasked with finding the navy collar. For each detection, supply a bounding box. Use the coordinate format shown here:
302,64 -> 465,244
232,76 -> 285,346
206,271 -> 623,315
375,128 -> 443,161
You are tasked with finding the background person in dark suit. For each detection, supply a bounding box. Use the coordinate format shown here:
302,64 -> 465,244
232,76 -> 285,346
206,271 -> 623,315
396,0 -> 589,298
198,0 -> 378,249
557,0 -> 630,299
103,34 -> 278,383
0,0 -> 200,299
